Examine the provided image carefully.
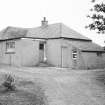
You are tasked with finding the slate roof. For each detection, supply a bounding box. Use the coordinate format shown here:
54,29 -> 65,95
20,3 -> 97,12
0,23 -> 91,41
27,23 -> 91,40
66,41 -> 104,52
0,23 -> 104,52
0,26 -> 27,39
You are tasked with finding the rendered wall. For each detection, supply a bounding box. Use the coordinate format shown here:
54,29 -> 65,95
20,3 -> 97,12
46,39 -> 61,67
15,38 -> 39,66
0,39 -> 40,67
0,38 -> 105,69
62,39 -> 105,69
81,52 -> 105,69
0,42 -> 10,65
46,39 -> 85,69
62,39 -> 85,69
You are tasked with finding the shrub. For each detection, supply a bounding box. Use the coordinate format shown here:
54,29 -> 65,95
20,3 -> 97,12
2,74 -> 16,91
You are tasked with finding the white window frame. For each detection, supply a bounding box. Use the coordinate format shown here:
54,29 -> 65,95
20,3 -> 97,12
72,50 -> 77,59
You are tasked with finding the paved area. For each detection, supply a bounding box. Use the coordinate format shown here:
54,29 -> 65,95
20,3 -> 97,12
0,65 -> 105,105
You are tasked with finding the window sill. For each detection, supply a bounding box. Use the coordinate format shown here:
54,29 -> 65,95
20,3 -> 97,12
5,52 -> 15,54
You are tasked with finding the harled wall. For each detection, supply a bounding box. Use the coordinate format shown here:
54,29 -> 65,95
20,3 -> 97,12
46,39 -> 61,67
0,38 -> 40,67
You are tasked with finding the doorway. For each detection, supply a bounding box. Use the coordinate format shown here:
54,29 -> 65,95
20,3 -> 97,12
62,47 -> 68,68
39,41 -> 46,62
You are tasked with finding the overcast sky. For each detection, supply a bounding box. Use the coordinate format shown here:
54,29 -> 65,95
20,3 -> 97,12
0,0 -> 105,46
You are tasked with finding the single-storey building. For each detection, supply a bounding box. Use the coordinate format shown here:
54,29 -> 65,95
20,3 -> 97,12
0,17 -> 105,69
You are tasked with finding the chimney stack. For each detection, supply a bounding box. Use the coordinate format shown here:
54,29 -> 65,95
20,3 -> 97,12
41,17 -> 48,27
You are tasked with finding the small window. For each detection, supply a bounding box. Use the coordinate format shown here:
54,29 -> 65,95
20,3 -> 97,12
39,43 -> 44,50
6,41 -> 15,53
97,52 -> 102,57
72,50 -> 77,59
6,41 -> 15,48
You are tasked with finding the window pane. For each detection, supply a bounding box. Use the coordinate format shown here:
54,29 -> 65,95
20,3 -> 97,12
6,41 -> 15,53
72,49 -> 77,59
6,42 -> 9,48
39,43 -> 44,50
73,54 -> 77,58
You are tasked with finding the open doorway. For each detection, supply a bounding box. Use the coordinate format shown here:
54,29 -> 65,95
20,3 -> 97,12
39,41 -> 46,62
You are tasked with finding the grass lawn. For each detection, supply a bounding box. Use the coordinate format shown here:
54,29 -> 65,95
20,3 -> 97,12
0,71 -> 47,105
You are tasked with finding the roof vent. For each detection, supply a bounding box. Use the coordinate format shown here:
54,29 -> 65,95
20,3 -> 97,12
41,17 -> 48,27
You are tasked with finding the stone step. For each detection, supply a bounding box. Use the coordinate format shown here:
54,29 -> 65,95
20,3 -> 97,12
36,62 -> 54,67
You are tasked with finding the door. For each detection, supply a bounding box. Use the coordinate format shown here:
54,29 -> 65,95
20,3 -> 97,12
62,47 -> 68,67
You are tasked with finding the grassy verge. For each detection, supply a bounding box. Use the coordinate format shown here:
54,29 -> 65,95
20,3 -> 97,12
0,73 -> 48,105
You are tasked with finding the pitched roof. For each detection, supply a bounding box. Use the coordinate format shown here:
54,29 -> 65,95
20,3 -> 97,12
0,23 -> 104,52
66,40 -> 104,52
0,23 -> 91,41
27,23 -> 91,40
0,26 -> 27,39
